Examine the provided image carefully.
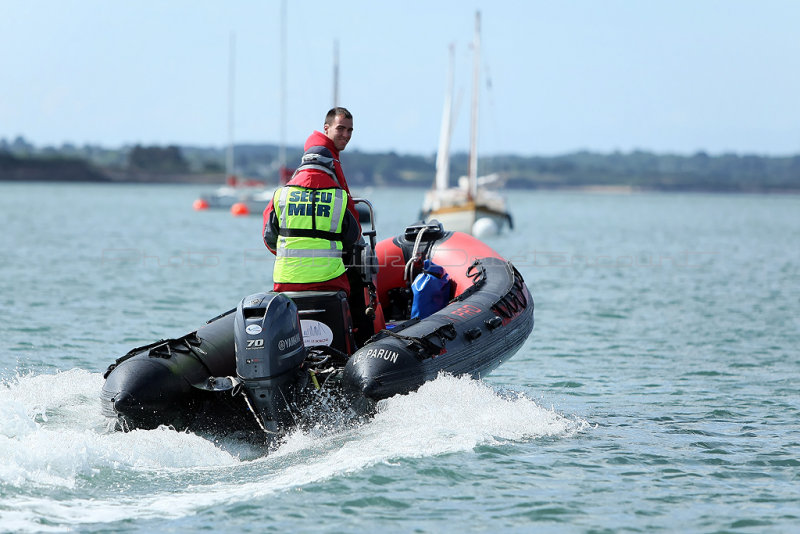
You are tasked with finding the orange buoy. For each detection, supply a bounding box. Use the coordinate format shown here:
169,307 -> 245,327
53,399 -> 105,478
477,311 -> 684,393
193,198 -> 209,211
231,202 -> 250,216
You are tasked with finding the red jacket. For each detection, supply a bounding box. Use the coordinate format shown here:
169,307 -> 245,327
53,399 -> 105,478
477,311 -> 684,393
305,130 -> 353,196
262,131 -> 361,294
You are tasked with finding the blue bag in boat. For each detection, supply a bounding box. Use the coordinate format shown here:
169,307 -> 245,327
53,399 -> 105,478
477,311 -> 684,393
411,259 -> 451,320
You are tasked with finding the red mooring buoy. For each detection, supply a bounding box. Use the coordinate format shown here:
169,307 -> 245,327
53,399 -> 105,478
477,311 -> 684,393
230,202 -> 250,216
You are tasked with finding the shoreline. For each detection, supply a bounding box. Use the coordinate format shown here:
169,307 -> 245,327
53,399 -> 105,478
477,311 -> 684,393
2,177 -> 798,195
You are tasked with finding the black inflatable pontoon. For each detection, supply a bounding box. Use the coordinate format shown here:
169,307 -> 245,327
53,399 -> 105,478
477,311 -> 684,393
101,219 -> 534,442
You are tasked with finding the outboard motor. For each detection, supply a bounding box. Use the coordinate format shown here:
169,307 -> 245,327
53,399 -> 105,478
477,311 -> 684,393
234,292 -> 308,434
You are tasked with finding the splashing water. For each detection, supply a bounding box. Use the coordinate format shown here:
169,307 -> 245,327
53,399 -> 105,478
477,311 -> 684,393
0,369 -> 583,530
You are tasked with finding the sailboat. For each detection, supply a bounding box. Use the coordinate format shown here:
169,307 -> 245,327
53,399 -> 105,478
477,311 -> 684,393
228,1 -> 293,217
193,32 -> 271,214
229,34 -> 344,217
420,11 -> 513,237
194,5 -> 294,217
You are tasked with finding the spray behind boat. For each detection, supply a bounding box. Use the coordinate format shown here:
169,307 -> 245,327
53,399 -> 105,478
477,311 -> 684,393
232,292 -> 307,435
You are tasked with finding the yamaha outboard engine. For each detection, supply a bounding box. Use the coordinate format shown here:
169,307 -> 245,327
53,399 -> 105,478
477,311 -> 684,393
234,292 -> 307,435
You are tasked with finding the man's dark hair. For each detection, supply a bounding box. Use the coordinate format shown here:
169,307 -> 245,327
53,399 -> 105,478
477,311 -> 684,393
325,107 -> 353,125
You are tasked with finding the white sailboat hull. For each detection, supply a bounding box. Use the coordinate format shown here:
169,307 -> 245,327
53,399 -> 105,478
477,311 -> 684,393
421,189 -> 512,236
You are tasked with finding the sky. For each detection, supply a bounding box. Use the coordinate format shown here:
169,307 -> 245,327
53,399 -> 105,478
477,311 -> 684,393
2,0 -> 799,157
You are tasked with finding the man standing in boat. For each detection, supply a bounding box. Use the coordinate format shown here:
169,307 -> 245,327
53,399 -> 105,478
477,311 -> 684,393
262,107 -> 361,296
263,107 -> 384,346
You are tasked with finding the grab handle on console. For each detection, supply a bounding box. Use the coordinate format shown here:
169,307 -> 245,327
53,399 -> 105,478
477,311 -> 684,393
403,220 -> 445,242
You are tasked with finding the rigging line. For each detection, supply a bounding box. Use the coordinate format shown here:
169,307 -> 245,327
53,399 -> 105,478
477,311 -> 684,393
483,61 -> 500,158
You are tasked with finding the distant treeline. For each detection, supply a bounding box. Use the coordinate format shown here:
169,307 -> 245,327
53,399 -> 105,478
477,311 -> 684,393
0,151 -> 108,182
1,136 -> 799,192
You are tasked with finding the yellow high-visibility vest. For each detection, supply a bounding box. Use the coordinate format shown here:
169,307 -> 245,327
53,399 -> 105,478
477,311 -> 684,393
272,186 -> 348,283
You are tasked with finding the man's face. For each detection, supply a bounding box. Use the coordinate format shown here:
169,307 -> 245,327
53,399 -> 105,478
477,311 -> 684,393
324,114 -> 354,151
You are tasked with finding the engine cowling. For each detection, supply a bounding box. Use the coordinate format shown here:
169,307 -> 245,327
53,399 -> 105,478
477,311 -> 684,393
234,292 -> 307,433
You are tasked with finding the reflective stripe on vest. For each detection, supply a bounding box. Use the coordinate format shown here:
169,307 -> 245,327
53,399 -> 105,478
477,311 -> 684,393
272,186 -> 348,284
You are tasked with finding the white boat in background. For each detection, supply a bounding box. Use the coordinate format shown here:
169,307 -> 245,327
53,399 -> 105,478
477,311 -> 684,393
194,175 -> 273,212
421,11 -> 513,237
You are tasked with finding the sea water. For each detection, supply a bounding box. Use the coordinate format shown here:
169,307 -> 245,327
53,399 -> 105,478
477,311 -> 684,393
1,182 -> 798,532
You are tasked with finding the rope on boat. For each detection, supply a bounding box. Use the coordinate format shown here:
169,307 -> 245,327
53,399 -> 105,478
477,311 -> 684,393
238,387 -> 281,439
490,264 -> 529,319
305,345 -> 350,369
450,260 -> 487,303
103,338 -> 169,377
224,375 -> 294,441
371,321 -> 458,360
104,309 -> 238,378
367,260 -> 531,359
404,225 -> 430,282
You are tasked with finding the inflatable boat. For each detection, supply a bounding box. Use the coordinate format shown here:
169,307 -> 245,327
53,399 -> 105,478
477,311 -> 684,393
101,210 -> 534,442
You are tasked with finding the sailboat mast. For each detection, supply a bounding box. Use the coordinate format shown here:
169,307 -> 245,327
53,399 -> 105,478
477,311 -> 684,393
434,43 -> 455,192
333,39 -> 340,107
278,0 -> 287,174
226,31 -> 236,182
467,11 -> 480,201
